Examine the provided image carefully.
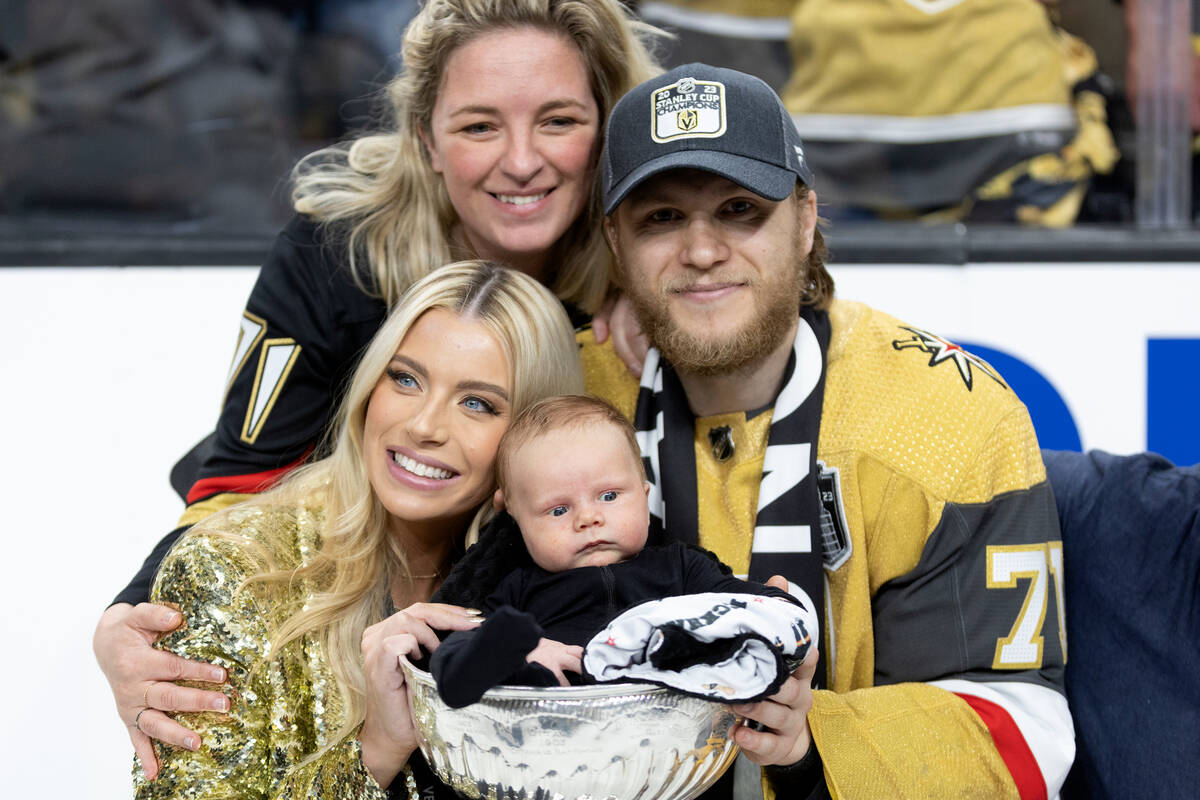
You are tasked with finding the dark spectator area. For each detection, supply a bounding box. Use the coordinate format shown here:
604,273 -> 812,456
3,0 -> 1199,266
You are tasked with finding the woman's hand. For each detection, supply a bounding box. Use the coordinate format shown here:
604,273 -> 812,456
731,647 -> 819,766
590,291 -> 648,379
525,638 -> 583,686
358,603 -> 481,788
92,603 -> 230,780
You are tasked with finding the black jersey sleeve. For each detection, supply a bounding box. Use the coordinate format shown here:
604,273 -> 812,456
112,217 -> 387,606
765,744 -> 830,799
111,526 -> 188,607
186,215 -> 387,504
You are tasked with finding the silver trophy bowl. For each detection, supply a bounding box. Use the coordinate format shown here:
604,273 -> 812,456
400,656 -> 741,800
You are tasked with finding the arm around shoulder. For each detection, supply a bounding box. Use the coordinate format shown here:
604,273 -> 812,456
133,530 -> 280,798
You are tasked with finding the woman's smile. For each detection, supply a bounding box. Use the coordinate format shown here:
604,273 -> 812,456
388,448 -> 457,483
363,309 -> 511,531
422,27 -> 600,278
493,190 -> 551,208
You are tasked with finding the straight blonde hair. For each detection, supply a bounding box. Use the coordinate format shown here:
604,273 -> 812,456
191,262 -> 584,758
291,0 -> 663,313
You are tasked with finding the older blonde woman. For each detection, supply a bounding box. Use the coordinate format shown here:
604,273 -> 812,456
133,262 -> 582,798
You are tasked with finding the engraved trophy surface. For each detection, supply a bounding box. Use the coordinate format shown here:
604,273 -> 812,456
400,657 -> 741,800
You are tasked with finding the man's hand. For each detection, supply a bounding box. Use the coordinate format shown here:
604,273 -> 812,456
525,637 -> 583,686
732,573 -> 819,766
731,647 -> 819,766
93,603 -> 229,780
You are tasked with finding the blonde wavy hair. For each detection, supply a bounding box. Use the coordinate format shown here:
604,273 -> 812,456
192,261 -> 583,756
291,0 -> 663,314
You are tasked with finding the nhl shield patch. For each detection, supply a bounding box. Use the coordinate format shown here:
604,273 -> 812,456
817,462 -> 851,571
651,77 -> 726,142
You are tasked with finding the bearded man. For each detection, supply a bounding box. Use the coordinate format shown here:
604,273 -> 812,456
580,64 -> 1073,800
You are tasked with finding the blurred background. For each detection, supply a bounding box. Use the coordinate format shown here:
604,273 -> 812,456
2,0 -> 1198,795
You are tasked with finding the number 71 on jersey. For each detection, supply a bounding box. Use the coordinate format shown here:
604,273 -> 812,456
987,542 -> 1067,670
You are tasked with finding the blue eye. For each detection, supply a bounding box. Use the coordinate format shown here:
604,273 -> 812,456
600,490 -> 618,502
387,368 -> 418,388
463,395 -> 497,415
550,506 -> 568,517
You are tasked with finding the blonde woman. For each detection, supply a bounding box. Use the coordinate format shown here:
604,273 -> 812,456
95,0 -> 662,775
132,262 -> 583,797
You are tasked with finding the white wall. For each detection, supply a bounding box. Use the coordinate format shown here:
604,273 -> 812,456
0,267 -> 257,797
2,262 -> 1197,797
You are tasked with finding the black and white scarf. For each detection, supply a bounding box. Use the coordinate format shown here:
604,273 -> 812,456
633,307 -> 830,688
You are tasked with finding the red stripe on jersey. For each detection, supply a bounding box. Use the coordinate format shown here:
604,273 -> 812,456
955,692 -> 1046,800
185,452 -> 310,504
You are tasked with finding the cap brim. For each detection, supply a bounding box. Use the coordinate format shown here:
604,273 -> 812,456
604,151 -> 797,214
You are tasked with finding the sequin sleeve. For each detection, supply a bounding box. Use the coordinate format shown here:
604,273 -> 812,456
133,525 -> 389,799
273,736 -> 389,799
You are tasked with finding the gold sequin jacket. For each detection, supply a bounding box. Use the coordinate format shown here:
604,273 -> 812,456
133,502 -> 389,799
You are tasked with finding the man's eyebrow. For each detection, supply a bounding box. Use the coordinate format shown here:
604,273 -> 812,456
624,179 -> 693,208
622,187 -> 672,211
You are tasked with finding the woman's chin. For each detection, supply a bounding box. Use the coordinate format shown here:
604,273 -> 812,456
375,486 -> 488,532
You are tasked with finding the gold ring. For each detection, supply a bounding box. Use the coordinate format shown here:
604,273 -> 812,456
143,683 -> 153,709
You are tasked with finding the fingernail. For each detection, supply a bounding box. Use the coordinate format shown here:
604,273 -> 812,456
184,736 -> 198,751
212,696 -> 229,711
163,611 -> 180,627
464,608 -> 483,616
210,667 -> 226,681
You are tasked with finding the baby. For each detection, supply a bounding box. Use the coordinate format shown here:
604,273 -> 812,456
430,395 -> 815,708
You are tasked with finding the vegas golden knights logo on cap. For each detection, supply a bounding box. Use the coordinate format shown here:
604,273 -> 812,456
651,77 -> 726,142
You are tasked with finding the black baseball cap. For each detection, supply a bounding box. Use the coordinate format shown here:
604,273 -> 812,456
602,63 -> 814,214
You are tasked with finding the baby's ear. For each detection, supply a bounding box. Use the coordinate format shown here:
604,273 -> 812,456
493,489 -> 506,511
642,481 -> 651,498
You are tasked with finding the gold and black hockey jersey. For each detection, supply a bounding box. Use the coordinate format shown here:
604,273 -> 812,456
580,298 -> 1071,799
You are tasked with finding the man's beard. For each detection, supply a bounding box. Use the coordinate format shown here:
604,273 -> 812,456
627,250 -> 808,377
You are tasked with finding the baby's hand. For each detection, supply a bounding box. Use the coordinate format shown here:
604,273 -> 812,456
525,638 -> 583,686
